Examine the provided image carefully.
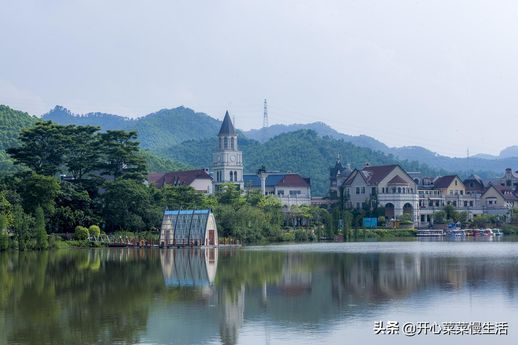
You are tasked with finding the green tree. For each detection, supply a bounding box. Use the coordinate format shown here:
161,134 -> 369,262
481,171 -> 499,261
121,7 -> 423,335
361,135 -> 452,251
74,226 -> 89,240
88,225 -> 101,237
34,206 -> 48,250
63,125 -> 102,180
102,179 -> 159,232
216,183 -> 243,207
18,173 -> 60,214
7,121 -> 67,176
433,210 -> 447,224
98,130 -> 147,181
159,185 -> 214,210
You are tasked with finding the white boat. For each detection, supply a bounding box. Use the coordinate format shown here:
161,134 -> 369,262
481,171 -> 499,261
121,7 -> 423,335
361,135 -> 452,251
483,228 -> 494,236
493,228 -> 503,236
417,229 -> 444,237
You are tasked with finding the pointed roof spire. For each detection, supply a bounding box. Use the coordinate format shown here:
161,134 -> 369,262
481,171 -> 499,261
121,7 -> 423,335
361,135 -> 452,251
218,111 -> 236,136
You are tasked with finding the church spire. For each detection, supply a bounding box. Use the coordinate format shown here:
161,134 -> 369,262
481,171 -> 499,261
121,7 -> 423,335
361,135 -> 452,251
218,111 -> 236,136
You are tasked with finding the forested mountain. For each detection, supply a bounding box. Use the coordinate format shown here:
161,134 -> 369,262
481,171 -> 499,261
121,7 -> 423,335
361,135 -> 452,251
162,130 -> 447,196
0,104 -> 187,174
0,105 -> 39,171
42,106 -> 221,151
244,122 -> 388,151
0,105 -> 38,150
243,120 -> 518,173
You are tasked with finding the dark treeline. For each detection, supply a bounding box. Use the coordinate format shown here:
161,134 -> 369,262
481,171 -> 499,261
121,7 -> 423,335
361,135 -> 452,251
0,121 -> 336,251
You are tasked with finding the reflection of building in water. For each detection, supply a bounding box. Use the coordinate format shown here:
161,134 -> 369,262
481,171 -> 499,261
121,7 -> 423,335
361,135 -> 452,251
159,209 -> 218,247
272,254 -> 312,297
160,248 -> 218,288
219,285 -> 245,345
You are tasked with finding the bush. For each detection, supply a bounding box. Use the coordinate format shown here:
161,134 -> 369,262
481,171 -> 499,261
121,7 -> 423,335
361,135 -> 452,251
280,231 -> 295,242
294,229 -> 308,242
88,225 -> 101,237
74,226 -> 89,240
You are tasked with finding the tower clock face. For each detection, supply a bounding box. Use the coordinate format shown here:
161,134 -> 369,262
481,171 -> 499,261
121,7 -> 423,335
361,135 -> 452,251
230,154 -> 236,162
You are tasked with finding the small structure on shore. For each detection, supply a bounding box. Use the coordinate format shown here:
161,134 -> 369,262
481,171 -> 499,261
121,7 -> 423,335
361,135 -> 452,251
159,209 -> 218,247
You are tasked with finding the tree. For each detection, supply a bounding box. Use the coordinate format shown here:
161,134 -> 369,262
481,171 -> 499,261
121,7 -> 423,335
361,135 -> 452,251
63,125 -> 102,181
216,183 -> 243,207
433,210 -> 447,224
34,206 -> 48,250
18,173 -> 60,214
7,121 -> 67,176
98,130 -> 147,181
102,179 -> 159,232
159,185 -> 214,210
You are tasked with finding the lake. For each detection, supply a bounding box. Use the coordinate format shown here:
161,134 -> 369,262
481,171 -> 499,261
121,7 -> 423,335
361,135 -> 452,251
1,239 -> 518,345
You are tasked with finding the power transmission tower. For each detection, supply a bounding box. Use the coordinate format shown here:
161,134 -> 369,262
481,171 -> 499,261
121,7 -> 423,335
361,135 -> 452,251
263,99 -> 269,128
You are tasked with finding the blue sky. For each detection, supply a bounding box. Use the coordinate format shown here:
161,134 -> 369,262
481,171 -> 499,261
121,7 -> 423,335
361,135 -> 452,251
1,0 -> 517,157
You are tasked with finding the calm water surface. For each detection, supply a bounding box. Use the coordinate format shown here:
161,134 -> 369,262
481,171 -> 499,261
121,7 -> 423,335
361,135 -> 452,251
1,240 -> 518,345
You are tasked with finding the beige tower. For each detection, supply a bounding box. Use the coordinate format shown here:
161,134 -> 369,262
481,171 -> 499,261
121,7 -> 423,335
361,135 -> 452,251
212,111 -> 244,191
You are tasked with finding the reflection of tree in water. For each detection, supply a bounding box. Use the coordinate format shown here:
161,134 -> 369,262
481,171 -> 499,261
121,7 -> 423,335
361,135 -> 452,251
3,248 -> 518,345
0,249 -> 165,345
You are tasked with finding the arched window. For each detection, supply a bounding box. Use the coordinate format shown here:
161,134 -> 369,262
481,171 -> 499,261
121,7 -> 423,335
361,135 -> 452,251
224,137 -> 229,149
231,137 -> 235,150
234,171 -> 238,181
229,171 -> 233,181
398,187 -> 401,193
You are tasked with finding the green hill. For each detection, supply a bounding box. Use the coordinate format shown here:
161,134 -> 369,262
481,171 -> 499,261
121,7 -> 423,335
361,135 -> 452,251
0,104 -> 187,175
42,106 -> 222,151
0,105 -> 38,151
163,130 -> 446,196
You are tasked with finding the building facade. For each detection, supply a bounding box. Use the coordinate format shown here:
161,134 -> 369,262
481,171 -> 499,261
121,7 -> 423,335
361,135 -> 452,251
212,111 -> 244,191
332,161 -> 518,227
244,169 -> 311,207
342,164 -> 419,223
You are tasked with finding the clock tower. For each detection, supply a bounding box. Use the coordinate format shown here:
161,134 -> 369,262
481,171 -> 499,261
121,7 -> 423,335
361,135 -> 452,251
212,111 -> 244,191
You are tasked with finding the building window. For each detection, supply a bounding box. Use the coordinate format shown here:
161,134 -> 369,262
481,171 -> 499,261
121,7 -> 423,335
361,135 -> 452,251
229,171 -> 233,181
470,201 -> 474,207
290,190 -> 301,196
361,187 -> 365,194
356,187 -> 360,194
224,137 -> 229,149
464,201 -> 468,207
233,171 -> 237,181
278,190 -> 284,196
231,137 -> 235,150
371,187 -> 376,195
397,187 -> 401,193
392,187 -> 396,193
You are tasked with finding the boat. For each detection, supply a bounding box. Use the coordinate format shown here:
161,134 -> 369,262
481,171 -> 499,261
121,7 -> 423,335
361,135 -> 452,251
445,228 -> 466,237
417,229 -> 444,237
483,228 -> 494,236
493,228 -> 503,236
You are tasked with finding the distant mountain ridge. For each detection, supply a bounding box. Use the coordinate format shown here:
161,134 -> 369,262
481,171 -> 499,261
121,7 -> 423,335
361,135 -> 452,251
245,121 -> 518,173
42,105 -> 222,151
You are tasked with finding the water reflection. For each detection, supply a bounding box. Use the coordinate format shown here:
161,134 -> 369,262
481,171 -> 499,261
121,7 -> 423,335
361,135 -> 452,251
1,243 -> 518,345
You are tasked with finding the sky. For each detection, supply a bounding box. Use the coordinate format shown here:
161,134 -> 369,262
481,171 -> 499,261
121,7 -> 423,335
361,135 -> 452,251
1,0 -> 517,157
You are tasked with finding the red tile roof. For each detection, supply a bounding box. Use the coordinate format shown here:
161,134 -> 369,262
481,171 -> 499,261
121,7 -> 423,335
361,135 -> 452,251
433,175 -> 458,189
276,174 -> 310,188
148,169 -> 212,188
361,164 -> 399,184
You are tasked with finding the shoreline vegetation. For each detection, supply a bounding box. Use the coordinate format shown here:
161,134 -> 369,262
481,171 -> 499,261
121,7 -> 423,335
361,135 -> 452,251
2,121 -> 518,252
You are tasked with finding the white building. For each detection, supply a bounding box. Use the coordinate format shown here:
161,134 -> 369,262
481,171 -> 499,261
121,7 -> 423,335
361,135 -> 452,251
243,170 -> 312,207
212,111 -> 244,191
